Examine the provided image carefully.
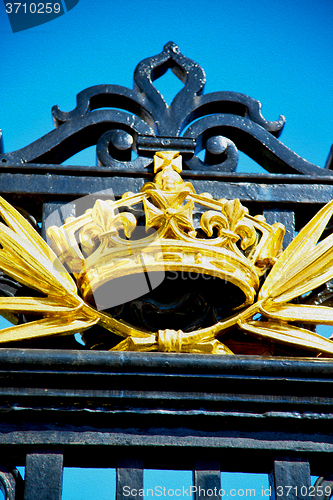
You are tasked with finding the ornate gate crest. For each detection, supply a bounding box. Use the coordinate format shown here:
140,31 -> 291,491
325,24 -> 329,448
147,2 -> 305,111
0,42 -> 333,357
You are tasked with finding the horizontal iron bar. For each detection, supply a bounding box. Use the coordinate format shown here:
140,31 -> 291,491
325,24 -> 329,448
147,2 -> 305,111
0,173 -> 333,205
0,428 -> 331,474
0,350 -> 331,409
136,135 -> 196,154
2,162 -> 333,183
0,349 -> 332,376
0,350 -> 330,473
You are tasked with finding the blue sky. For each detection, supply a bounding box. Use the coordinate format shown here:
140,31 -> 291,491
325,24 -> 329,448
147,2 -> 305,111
0,0 -> 332,497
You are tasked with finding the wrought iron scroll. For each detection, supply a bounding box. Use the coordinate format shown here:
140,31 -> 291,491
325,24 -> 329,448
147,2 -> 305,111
0,465 -> 23,500
0,42 -> 331,177
313,473 -> 333,500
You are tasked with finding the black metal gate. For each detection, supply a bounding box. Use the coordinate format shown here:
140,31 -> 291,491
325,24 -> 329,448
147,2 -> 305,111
0,42 -> 332,500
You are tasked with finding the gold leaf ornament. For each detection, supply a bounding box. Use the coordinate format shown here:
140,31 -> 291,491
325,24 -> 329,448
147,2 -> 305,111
0,152 -> 332,357
0,197 -> 103,343
233,200 -> 333,355
200,199 -> 257,250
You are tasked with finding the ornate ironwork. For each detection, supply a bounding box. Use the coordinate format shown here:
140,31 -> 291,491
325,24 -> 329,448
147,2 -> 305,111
313,473 -> 333,499
0,41 -> 331,177
0,465 -> 23,500
0,41 -> 333,500
0,150 -> 332,356
0,42 -> 333,356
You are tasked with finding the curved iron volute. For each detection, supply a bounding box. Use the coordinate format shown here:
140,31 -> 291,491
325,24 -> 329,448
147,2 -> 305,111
0,42 -> 331,177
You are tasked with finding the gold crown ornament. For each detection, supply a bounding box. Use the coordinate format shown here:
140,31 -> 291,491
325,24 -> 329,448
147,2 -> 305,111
47,151 -> 284,312
0,151 -> 333,356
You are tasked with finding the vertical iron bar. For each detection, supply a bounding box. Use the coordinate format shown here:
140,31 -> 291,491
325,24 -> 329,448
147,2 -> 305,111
24,452 -> 63,500
41,201 -> 75,240
116,459 -> 143,500
263,209 -> 295,249
193,461 -> 221,500
269,458 -> 311,500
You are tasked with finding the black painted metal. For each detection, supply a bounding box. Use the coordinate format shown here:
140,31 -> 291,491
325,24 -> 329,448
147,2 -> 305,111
116,460 -> 143,500
0,42 -> 331,178
194,462 -> 221,500
0,350 -> 331,474
313,473 -> 333,500
24,453 -> 63,500
0,464 -> 23,500
1,170 -> 333,228
263,209 -> 295,249
269,459 -> 311,500
0,42 -> 333,498
325,146 -> 333,170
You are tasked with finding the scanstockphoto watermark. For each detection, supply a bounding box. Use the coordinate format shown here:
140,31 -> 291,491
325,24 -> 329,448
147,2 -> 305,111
123,486 -> 266,497
3,0 -> 80,33
167,270 -> 221,281
123,485 -> 332,498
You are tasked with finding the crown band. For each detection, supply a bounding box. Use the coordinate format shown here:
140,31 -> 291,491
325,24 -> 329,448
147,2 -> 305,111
47,151 -> 284,332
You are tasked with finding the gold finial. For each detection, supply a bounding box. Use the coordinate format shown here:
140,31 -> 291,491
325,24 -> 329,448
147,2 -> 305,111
153,151 -> 183,191
154,151 -> 182,174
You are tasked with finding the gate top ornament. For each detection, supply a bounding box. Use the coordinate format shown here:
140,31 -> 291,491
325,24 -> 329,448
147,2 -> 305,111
0,41 -> 332,176
0,151 -> 333,356
0,43 -> 333,357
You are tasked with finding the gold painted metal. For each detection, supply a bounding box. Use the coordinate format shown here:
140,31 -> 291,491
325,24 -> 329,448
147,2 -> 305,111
0,151 -> 332,356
